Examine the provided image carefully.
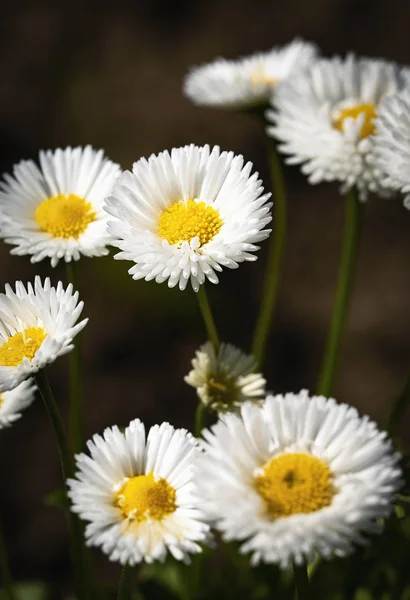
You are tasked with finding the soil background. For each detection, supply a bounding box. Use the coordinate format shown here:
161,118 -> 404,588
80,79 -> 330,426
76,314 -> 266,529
1,0 -> 410,596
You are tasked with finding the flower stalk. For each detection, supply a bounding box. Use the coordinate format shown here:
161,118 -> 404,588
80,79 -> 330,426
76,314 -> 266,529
35,369 -> 90,600
66,262 -> 85,454
316,187 -> 364,396
252,135 -> 287,367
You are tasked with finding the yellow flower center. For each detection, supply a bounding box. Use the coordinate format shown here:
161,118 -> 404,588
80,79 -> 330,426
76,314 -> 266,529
250,67 -> 278,87
0,327 -> 46,367
333,103 -> 377,139
157,199 -> 222,247
255,453 -> 335,518
35,194 -> 96,239
114,472 -> 177,523
206,373 -> 238,409
0,394 -> 3,407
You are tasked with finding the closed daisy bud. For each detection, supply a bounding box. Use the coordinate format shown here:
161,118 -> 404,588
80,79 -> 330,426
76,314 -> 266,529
268,55 -> 409,199
0,146 -> 120,266
184,39 -> 318,110
0,277 -> 87,391
105,144 -> 272,292
0,379 -> 36,429
185,341 -> 266,413
199,390 -> 402,568
68,419 -> 210,565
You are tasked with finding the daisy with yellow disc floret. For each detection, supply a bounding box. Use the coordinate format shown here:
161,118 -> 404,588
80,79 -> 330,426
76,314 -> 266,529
105,144 -> 272,291
0,277 -> 87,392
184,39 -> 318,110
185,341 -> 266,413
267,55 -> 408,199
198,390 -> 402,568
67,419 -> 210,565
0,146 -> 120,266
0,379 -> 36,429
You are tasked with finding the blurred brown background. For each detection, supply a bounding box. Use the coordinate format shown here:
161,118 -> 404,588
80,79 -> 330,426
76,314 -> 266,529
1,0 -> 410,595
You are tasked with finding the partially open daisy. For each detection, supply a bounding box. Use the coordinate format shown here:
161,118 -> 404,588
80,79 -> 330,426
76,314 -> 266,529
0,379 -> 36,429
199,390 -> 401,568
0,277 -> 87,392
105,144 -> 272,291
0,146 -> 120,266
373,89 -> 410,205
185,341 -> 266,413
68,419 -> 210,565
268,55 -> 406,199
184,39 -> 318,110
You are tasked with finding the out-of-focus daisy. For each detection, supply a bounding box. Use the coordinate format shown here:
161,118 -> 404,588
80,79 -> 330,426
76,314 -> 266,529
0,277 -> 87,392
0,146 -> 120,267
0,379 -> 36,429
68,419 -> 210,565
105,144 -> 272,292
199,390 -> 401,568
268,55 -> 406,199
184,39 -> 318,110
373,89 -> 410,206
185,341 -> 266,413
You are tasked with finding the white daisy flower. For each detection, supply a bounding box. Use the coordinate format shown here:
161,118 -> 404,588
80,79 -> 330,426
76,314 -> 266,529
267,55 -> 407,199
0,379 -> 36,429
184,39 -> 318,110
0,146 -> 120,267
185,341 -> 266,412
373,89 -> 410,205
67,419 -> 210,565
199,390 -> 402,568
0,277 -> 87,392
105,144 -> 272,292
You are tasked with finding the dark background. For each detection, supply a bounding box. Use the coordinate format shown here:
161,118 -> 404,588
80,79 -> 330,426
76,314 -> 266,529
1,0 -> 410,595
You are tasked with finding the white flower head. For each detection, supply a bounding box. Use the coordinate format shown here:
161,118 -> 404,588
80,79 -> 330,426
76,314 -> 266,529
105,144 -> 272,292
0,146 -> 121,267
268,55 -> 407,199
373,89 -> 410,206
199,390 -> 402,568
0,379 -> 36,429
0,277 -> 87,391
68,419 -> 210,565
184,39 -> 318,110
185,341 -> 266,413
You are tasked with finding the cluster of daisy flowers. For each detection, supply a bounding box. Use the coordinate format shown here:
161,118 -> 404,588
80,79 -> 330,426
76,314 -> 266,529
0,35 -> 409,596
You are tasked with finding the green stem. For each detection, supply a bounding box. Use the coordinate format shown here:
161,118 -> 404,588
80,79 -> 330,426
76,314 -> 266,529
194,402 -> 206,438
316,188 -> 364,397
251,136 -> 287,367
196,286 -> 220,351
387,370 -> 410,436
293,562 -> 309,600
35,369 -> 90,600
0,515 -> 16,600
66,262 -> 84,454
117,565 -> 133,600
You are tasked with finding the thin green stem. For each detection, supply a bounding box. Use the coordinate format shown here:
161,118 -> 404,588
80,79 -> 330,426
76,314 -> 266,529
316,188 -> 364,397
387,370 -> 410,436
0,515 -> 16,600
196,286 -> 220,351
117,565 -> 133,600
194,402 -> 206,438
35,369 -> 90,600
252,136 -> 287,367
66,262 -> 84,454
293,561 -> 309,600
